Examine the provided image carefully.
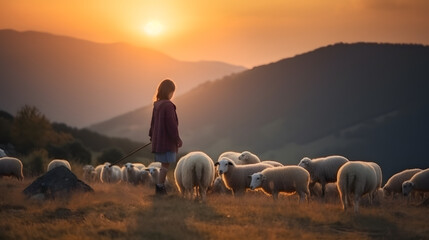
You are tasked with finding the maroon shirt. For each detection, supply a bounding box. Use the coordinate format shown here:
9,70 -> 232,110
149,100 -> 182,153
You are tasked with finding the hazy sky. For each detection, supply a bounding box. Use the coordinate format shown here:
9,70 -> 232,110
1,0 -> 428,67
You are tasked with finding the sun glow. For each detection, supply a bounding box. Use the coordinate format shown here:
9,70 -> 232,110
144,20 -> 164,36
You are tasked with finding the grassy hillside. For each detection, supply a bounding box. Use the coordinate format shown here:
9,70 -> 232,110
1,178 -> 428,240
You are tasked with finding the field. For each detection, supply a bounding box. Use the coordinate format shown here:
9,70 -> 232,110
0,178 -> 428,240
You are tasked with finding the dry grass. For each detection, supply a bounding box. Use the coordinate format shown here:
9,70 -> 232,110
1,178 -> 428,240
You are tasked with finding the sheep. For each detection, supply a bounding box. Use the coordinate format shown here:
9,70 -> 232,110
100,163 -> 122,183
262,160 -> 284,167
238,151 -> 261,164
82,165 -> 95,182
209,176 -> 232,195
336,161 -> 378,213
217,151 -> 242,165
125,162 -> 144,185
94,164 -> 104,182
215,157 -> 273,196
47,159 -> 71,172
298,155 -> 349,197
402,168 -> 429,197
383,168 -> 422,199
249,166 -> 310,202
148,162 -> 161,168
367,162 -> 383,201
174,151 -> 215,201
146,166 -> 170,186
121,166 -> 128,182
133,163 -> 146,170
0,157 -> 24,181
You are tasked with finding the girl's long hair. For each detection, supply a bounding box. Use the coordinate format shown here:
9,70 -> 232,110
154,79 -> 176,102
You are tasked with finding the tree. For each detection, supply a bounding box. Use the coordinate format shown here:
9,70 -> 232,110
11,105 -> 72,154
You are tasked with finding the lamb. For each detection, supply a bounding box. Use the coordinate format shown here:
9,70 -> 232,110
174,151 -> 215,201
215,157 -> 273,196
402,168 -> 429,197
249,166 -> 310,202
47,159 -> 71,172
238,151 -> 261,164
0,157 -> 24,180
298,155 -> 349,197
383,168 -> 422,198
82,165 -> 95,182
100,163 -> 122,183
336,161 -> 378,213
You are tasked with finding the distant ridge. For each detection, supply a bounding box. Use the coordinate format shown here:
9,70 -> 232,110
90,42 -> 429,181
0,29 -> 246,127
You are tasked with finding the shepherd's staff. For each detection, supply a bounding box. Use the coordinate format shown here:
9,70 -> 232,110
109,142 -> 151,166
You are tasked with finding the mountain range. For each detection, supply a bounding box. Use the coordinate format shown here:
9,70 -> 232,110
0,29 -> 246,127
90,42 -> 429,181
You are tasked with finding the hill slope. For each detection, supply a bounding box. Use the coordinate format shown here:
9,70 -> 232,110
90,43 -> 429,179
0,29 -> 246,127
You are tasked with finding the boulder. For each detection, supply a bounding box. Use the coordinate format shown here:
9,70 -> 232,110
23,166 -> 93,199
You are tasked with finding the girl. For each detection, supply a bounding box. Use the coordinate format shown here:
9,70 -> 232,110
149,79 -> 182,195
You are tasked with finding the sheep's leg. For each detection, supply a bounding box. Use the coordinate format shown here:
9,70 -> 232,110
353,194 -> 360,213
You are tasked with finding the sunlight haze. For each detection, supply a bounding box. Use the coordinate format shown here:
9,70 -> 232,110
1,0 -> 428,67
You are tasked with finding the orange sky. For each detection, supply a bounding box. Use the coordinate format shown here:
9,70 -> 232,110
1,0 -> 428,67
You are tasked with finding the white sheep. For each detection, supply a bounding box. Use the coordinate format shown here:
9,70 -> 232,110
148,162 -> 162,168
82,165 -> 95,182
125,162 -> 144,185
298,155 -> 349,197
94,164 -> 104,182
210,176 -> 232,195
174,151 -> 215,201
383,168 -> 422,198
262,160 -> 284,167
249,166 -> 310,202
121,166 -> 128,182
47,159 -> 71,172
217,151 -> 242,165
238,151 -> 261,164
100,163 -> 122,183
146,166 -> 170,186
402,168 -> 429,197
0,157 -> 24,181
215,157 -> 273,196
367,162 -> 383,201
336,161 -> 378,213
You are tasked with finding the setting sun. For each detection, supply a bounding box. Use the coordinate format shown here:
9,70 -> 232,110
144,20 -> 164,36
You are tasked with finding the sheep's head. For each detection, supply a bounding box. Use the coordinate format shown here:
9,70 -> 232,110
125,163 -> 134,171
249,173 -> 265,190
298,157 -> 312,169
215,158 -> 234,175
238,151 -> 250,161
402,181 -> 414,196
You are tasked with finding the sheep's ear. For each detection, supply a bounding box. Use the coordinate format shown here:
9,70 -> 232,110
247,175 -> 252,179
228,161 -> 234,165
261,175 -> 267,182
214,162 -> 219,166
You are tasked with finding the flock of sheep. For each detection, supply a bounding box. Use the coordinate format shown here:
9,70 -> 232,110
0,151 -> 428,213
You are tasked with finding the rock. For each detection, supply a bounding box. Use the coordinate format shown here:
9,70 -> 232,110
23,166 -> 93,199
